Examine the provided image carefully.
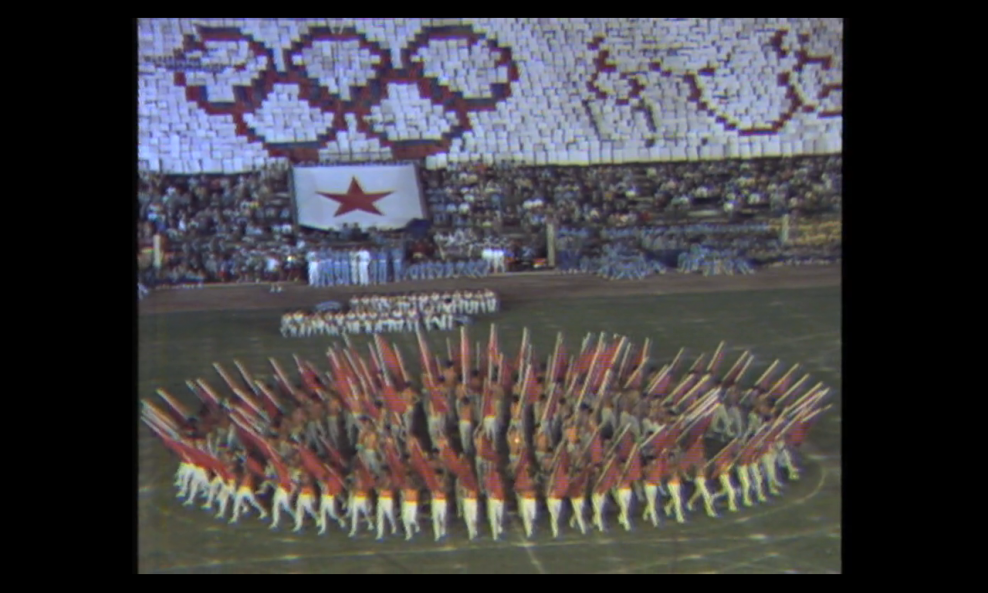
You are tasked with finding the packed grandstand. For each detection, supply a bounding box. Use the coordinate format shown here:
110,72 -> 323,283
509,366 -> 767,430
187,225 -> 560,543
137,18 -> 841,289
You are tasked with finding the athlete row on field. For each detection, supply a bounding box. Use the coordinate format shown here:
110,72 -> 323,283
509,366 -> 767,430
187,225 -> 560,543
281,290 -> 500,337
281,309 -> 456,336
347,290 -> 499,317
142,336 -> 830,541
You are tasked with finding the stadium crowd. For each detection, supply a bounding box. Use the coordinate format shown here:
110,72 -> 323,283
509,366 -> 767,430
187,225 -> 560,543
138,156 -> 840,287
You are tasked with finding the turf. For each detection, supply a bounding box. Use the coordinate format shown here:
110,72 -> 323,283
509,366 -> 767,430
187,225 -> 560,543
138,284 -> 841,574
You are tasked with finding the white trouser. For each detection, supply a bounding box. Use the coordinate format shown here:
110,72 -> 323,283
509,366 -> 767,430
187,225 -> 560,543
569,496 -> 587,534
714,473 -> 739,512
175,462 -> 194,497
687,476 -> 718,518
615,487 -> 633,531
401,497 -> 420,540
459,420 -> 473,454
761,451 -> 782,494
487,497 -> 504,540
294,492 -> 319,532
211,480 -> 235,519
376,496 -> 397,539
463,497 -> 479,540
231,485 -> 268,523
642,483 -> 660,526
349,495 -> 373,536
737,465 -> 754,507
431,497 -> 448,541
547,497 -> 565,538
518,495 -> 538,538
664,481 -> 685,523
318,494 -> 344,533
271,486 -> 295,529
183,467 -> 210,505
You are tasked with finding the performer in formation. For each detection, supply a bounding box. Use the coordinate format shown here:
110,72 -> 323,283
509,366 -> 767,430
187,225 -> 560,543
677,246 -> 755,276
308,247 -> 400,288
143,329 -> 831,541
280,289 -> 500,337
404,259 -> 495,281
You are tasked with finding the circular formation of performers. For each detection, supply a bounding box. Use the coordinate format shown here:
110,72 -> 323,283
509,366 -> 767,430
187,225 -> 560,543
143,328 -> 831,541
281,290 -> 500,337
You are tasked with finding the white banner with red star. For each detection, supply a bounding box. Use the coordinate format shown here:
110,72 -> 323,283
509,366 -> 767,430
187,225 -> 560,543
293,165 -> 425,230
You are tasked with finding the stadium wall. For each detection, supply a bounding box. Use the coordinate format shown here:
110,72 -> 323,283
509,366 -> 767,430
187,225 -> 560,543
138,18 -> 842,174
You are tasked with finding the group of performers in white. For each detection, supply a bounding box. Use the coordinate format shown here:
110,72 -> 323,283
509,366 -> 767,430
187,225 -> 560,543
142,328 -> 831,541
280,290 -> 500,337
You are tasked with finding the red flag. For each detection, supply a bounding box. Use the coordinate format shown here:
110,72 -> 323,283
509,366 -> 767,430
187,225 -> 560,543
755,360 -> 781,390
688,409 -> 716,444
500,355 -> 513,391
270,358 -> 304,404
516,327 -> 530,372
477,432 -> 498,464
523,369 -> 540,404
593,457 -> 620,494
367,344 -> 383,381
230,387 -> 267,420
707,341 -> 726,374
183,443 -> 229,479
381,382 -> 407,415
648,427 -> 682,456
316,436 -> 348,473
427,380 -> 450,415
191,379 -> 222,413
624,450 -> 642,483
548,448 -> 570,498
453,455 -> 479,493
553,341 -> 568,382
245,455 -> 267,479
668,374 -> 698,403
460,326 -> 470,382
155,389 -> 192,424
589,430 -> 604,465
230,417 -> 268,456
575,349 -> 595,377
297,443 -> 330,482
682,434 -> 706,471
295,356 -> 322,395
676,375 -> 712,409
408,438 -> 441,492
722,351 -> 751,385
415,327 -> 437,380
646,366 -> 672,397
616,429 -> 635,460
438,440 -> 463,476
142,417 -> 187,460
143,400 -> 183,434
228,403 -> 264,434
353,458 -> 375,494
769,364 -> 800,397
569,465 -> 591,498
383,438 -> 407,488
514,453 -> 535,492
484,465 -> 505,500
784,408 -> 827,448
375,335 -> 404,384
253,381 -> 283,419
487,324 -> 500,377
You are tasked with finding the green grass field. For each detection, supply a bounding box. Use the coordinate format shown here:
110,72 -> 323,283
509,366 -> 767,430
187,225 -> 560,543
138,285 -> 841,574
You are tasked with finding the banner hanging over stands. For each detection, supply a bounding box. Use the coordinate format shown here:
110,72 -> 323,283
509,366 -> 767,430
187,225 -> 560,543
293,165 -> 426,231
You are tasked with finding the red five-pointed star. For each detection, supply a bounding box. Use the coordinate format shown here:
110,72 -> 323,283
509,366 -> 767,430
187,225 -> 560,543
316,178 -> 393,217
